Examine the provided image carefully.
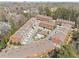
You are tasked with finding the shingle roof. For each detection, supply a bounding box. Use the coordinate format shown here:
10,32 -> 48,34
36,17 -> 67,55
0,40 -> 55,58
49,25 -> 72,45
10,18 -> 40,43
57,19 -> 75,26
36,15 -> 52,22
9,15 -> 74,57
39,21 -> 53,30
10,17 -> 54,43
51,37 -> 62,45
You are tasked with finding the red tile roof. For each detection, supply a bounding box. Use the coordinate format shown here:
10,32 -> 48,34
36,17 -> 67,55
10,18 -> 39,43
9,15 -> 73,57
36,15 -> 52,22
51,32 -> 66,43
0,40 -> 55,58
51,37 -> 62,45
49,25 -> 72,45
39,21 -> 53,30
57,19 -> 75,26
10,16 -> 54,43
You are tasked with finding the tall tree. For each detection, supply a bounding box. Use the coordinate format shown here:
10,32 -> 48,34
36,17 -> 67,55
44,7 -> 51,16
52,7 -> 70,20
51,44 -> 77,58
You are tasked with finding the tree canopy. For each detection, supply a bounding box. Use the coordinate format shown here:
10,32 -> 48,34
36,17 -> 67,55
51,44 -> 77,58
52,7 -> 70,20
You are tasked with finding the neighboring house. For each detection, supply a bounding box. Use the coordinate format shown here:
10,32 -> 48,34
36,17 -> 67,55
56,19 -> 75,27
35,15 -> 52,22
39,21 -> 54,30
9,15 -> 75,57
48,23 -> 73,48
10,18 -> 40,44
0,40 -> 55,58
10,15 -> 55,44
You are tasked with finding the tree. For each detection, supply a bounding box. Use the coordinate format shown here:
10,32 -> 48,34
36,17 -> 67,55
52,7 -> 79,21
51,44 -> 77,58
69,9 -> 79,27
22,12 -> 31,19
72,30 -> 79,41
39,6 -> 44,15
44,7 -> 51,16
9,19 -> 17,35
39,6 -> 51,16
52,7 -> 70,20
0,33 -> 9,49
0,9 -> 7,22
51,7 -> 79,28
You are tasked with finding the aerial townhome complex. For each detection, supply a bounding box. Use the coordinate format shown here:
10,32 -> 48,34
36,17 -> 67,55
0,15 -> 75,58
